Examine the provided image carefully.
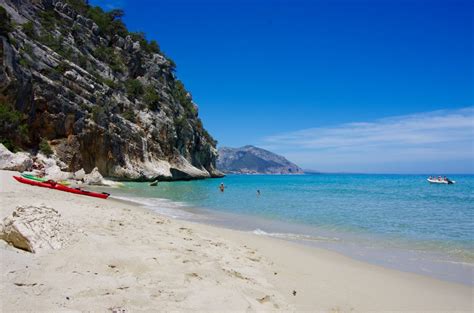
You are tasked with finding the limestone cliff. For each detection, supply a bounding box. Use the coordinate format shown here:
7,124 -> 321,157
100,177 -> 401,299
0,0 -> 222,180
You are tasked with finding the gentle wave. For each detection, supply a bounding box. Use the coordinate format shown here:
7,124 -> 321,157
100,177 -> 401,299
111,195 -> 196,219
432,259 -> 474,267
252,228 -> 340,242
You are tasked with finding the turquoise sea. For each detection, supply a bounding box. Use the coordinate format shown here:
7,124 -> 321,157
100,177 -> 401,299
102,174 -> 474,285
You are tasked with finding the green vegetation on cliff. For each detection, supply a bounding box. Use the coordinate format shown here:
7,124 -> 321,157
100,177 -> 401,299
0,102 -> 28,152
129,31 -> 161,54
172,80 -> 197,118
0,6 -> 13,36
39,138 -> 53,156
125,79 -> 144,99
144,85 -> 161,110
65,1 -> 159,53
21,21 -> 35,37
93,46 -> 125,73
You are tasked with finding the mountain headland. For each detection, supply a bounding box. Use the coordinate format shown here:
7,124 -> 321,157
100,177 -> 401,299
217,145 -> 304,174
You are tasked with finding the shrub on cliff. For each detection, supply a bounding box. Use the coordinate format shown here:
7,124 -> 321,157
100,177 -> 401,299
167,56 -> 177,72
172,80 -> 196,117
0,6 -> 13,36
102,78 -> 117,89
91,106 -> 107,126
0,102 -> 30,151
148,40 -> 160,54
22,22 -> 35,38
144,85 -> 161,110
196,119 -> 217,146
39,139 -> 53,156
122,109 -> 136,123
203,128 -> 217,146
174,116 -> 187,131
38,33 -> 62,52
0,102 -> 20,149
87,6 -> 127,37
39,10 -> 57,31
93,46 -> 124,73
65,0 -> 89,14
125,79 -> 144,99
130,32 -> 161,54
63,1 -> 128,37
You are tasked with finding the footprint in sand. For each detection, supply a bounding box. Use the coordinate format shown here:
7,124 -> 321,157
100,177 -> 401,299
257,295 -> 271,304
14,282 -> 38,287
178,227 -> 193,235
223,269 -> 251,281
185,272 -> 202,281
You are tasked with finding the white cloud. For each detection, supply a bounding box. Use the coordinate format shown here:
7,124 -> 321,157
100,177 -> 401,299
262,107 -> 474,173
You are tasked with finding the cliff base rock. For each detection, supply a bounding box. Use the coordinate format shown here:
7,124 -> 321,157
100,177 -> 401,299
0,144 -> 33,172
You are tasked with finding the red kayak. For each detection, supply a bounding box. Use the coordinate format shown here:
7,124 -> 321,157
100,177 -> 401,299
13,176 -> 110,199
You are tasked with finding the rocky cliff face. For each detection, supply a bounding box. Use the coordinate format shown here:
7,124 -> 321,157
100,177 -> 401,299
217,145 -> 304,174
0,0 -> 222,180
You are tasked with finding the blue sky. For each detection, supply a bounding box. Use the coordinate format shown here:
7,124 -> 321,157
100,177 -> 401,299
90,0 -> 473,173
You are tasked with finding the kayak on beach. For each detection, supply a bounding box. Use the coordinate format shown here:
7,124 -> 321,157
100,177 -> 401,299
21,173 -> 71,186
13,176 -> 110,199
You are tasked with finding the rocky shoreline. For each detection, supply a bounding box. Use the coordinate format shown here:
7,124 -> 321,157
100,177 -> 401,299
2,143 -> 127,185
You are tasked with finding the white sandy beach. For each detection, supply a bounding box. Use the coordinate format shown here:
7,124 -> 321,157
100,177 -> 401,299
0,170 -> 472,312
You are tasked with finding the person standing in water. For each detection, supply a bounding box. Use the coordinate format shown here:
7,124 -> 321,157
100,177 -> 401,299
219,183 -> 225,192
256,189 -> 261,196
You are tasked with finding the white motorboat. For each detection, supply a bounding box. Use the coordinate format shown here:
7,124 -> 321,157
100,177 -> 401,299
427,178 -> 455,184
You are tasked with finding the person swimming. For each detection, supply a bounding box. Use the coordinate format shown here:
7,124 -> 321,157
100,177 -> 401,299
219,183 -> 225,192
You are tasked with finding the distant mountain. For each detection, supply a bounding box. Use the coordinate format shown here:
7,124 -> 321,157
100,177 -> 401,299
217,146 -> 304,174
